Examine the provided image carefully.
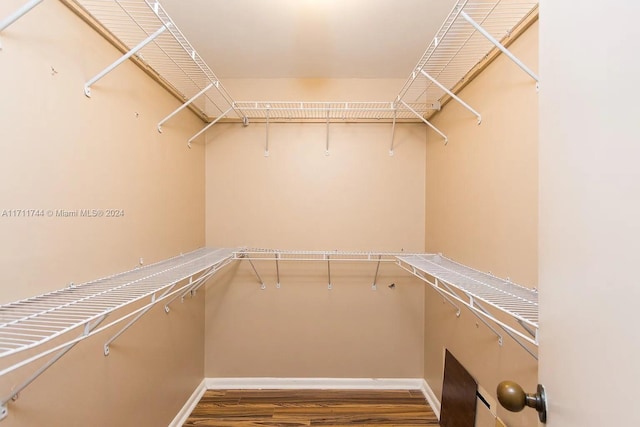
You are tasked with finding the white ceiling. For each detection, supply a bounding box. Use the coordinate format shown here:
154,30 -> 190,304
159,0 -> 459,79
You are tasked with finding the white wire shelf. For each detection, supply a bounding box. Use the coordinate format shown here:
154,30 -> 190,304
397,253 -> 538,333
70,0 -> 244,119
235,248 -> 423,262
396,0 -> 538,116
0,247 -> 234,359
232,102 -> 436,122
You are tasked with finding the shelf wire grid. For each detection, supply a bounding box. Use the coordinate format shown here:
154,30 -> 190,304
236,248 -> 424,262
0,247 -> 234,358
396,0 -> 538,114
232,102 -> 433,122
397,254 -> 538,328
72,0 -> 243,119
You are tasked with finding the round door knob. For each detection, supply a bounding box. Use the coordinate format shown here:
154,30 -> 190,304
497,381 -> 547,423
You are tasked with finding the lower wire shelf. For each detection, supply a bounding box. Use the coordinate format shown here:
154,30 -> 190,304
0,247 -> 539,420
397,253 -> 539,358
0,247 -> 235,359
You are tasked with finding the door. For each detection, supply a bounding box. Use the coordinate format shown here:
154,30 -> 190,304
538,1 -> 640,426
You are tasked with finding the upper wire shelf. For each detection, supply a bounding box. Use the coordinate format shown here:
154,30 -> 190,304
396,0 -> 538,116
0,247 -> 234,358
65,0 -> 537,124
71,0 -> 244,119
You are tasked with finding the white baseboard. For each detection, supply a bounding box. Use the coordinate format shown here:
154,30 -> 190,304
173,377 -> 441,425
168,379 -> 207,427
420,378 -> 441,419
205,377 -> 425,390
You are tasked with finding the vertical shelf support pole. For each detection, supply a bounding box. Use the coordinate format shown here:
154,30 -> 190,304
264,107 -> 270,157
157,83 -> 214,132
187,106 -> 234,147
400,100 -> 448,144
420,70 -> 482,124
327,255 -> 332,290
389,110 -> 397,156
0,0 -> 44,33
325,109 -> 330,156
460,11 -> 539,84
84,25 -> 168,97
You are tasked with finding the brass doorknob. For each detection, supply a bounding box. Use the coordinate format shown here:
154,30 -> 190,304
496,381 -> 547,423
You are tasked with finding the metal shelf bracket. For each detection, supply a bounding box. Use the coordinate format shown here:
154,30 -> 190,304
400,101 -> 448,144
0,314 -> 107,418
84,24 -> 169,97
187,106 -> 234,147
372,255 -> 382,290
265,106 -> 270,157
326,254 -> 332,290
0,0 -> 44,34
460,10 -> 539,84
420,70 -> 481,124
389,110 -> 397,156
158,83 -> 214,133
325,110 -> 330,156
103,285 -> 176,356
246,258 -> 265,290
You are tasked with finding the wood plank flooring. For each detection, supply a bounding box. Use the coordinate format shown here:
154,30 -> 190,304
184,389 -> 439,426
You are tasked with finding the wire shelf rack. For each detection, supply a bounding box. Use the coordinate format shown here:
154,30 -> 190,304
396,0 -> 538,116
71,0 -> 243,119
397,254 -> 538,329
0,247 -> 234,359
232,102 -> 435,122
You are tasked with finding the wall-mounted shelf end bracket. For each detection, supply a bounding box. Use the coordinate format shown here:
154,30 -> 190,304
84,24 -> 169,97
158,83 -> 214,133
460,11 -> 539,85
187,106 -> 234,148
0,0 -> 45,50
400,100 -> 448,144
419,70 -> 481,124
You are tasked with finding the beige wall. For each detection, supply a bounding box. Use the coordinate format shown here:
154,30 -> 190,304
204,78 -> 427,377
423,22 -> 539,427
0,1 -> 205,425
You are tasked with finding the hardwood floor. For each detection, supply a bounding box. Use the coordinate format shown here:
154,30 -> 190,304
184,389 -> 439,426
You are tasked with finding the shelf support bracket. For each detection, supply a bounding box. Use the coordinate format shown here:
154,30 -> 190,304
264,106 -> 270,157
473,298 -> 538,360
434,278 -> 461,317
460,11 -> 539,85
0,314 -> 107,419
420,70 -> 482,124
158,83 -> 213,133
327,255 -> 332,290
372,255 -> 382,290
84,24 -> 168,97
400,100 -> 448,144
275,252 -> 281,289
246,258 -> 265,290
438,280 -> 503,345
187,106 -> 234,147
103,285 -> 176,356
389,110 -> 397,156
0,0 -> 44,33
325,110 -> 330,156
